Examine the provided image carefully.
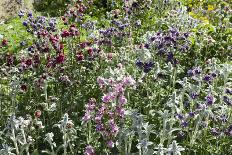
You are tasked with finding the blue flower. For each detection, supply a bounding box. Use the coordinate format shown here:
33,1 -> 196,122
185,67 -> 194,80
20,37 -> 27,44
23,21 -> 28,27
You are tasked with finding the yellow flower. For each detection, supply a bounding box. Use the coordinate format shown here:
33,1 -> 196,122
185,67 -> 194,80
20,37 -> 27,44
208,5 -> 214,11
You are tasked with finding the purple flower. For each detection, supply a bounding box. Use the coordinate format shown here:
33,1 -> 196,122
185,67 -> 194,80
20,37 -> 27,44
188,112 -> 195,118
96,123 -> 104,131
136,59 -> 143,68
193,67 -> 202,75
108,119 -> 119,135
20,41 -> 26,46
116,106 -> 125,118
203,74 -> 212,82
143,61 -> 154,73
211,72 -> 217,78
177,131 -> 185,139
187,69 -> 194,76
181,121 -> 188,128
107,140 -> 114,148
23,21 -> 28,27
225,125 -> 232,136
95,115 -> 103,123
205,94 -> 214,105
102,94 -> 111,103
114,84 -> 124,94
190,92 -> 198,100
123,76 -> 136,86
211,128 -> 220,136
82,113 -> 91,122
225,88 -> 232,95
119,95 -> 127,105
84,145 -> 95,155
18,11 -> 24,18
223,96 -> 232,106
28,12 -> 33,17
176,114 -> 184,120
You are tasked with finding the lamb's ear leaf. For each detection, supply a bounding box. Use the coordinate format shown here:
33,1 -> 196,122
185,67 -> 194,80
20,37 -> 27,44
56,144 -> 64,154
19,144 -> 30,155
32,149 -> 39,155
42,149 -> 53,155
145,149 -> 155,155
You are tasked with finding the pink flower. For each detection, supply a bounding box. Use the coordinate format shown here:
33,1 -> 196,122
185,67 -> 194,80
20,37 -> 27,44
97,77 -> 105,87
95,115 -> 102,122
116,106 -> 125,118
102,94 -> 111,103
114,84 -> 124,94
82,112 -> 91,122
107,140 -> 114,148
119,95 -> 127,105
123,76 -> 136,86
84,145 -> 95,155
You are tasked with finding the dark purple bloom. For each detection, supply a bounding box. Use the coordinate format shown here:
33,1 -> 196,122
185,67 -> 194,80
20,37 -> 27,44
177,131 -> 185,139
96,123 -> 103,131
187,69 -> 194,76
18,11 -> 24,18
203,75 -> 212,82
188,111 -> 195,118
136,59 -> 143,68
211,128 -> 220,136
20,41 -> 26,46
190,92 -> 198,100
225,125 -> 232,136
219,115 -> 228,122
211,72 -> 217,78
23,21 -> 28,27
143,61 -> 154,73
181,121 -> 188,127
183,32 -> 189,38
223,96 -> 232,106
144,43 -> 149,49
28,12 -> 33,17
225,88 -> 232,95
176,114 -> 184,120
205,94 -> 214,105
193,67 -> 201,75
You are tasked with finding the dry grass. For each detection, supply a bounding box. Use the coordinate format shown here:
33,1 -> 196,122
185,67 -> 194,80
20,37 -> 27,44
0,0 -> 33,20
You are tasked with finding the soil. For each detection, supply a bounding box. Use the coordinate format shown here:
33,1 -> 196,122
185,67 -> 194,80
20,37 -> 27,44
0,0 -> 33,20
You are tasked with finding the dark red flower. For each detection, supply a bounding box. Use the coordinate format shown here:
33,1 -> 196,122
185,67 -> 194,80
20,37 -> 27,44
26,59 -> 32,66
6,54 -> 14,66
2,39 -> 8,46
76,52 -> 84,61
35,110 -> 42,118
21,84 -> 27,92
87,48 -> 93,57
80,42 -> 87,48
56,53 -> 65,64
61,30 -> 70,38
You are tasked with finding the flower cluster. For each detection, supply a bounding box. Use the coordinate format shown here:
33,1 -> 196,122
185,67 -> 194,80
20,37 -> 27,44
82,65 -> 135,149
149,28 -> 191,65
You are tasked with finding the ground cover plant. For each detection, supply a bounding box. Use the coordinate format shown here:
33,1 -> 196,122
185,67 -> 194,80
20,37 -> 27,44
0,0 -> 231,154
